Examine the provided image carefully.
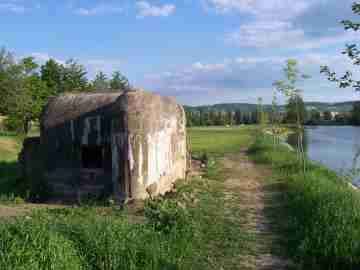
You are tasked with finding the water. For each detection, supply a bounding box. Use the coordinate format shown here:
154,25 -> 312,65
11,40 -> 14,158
288,126 -> 360,186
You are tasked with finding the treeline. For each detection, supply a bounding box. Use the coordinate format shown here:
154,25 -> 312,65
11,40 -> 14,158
0,47 -> 130,134
186,95 -> 360,127
186,110 -> 260,127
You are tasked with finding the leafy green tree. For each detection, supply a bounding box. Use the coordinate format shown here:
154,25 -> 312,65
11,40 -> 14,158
62,59 -> 88,92
351,101 -> 360,125
92,71 -> 109,91
226,111 -> 234,125
0,47 -> 16,114
323,111 -> 333,121
110,71 -> 130,91
41,59 -> 64,94
6,57 -> 53,133
309,109 -> 321,123
285,95 -> 307,124
274,59 -> 310,173
234,110 -> 242,125
321,2 -> 360,90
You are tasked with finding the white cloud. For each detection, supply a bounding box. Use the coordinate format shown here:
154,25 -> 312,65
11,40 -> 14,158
31,52 -> 65,65
74,4 -> 123,16
226,21 -> 305,48
205,0 -> 312,19
136,1 -> 176,18
144,53 -> 360,105
225,20 -> 360,50
0,3 -> 25,14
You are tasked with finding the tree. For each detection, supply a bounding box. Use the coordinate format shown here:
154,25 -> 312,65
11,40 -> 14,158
226,111 -> 234,125
92,71 -> 109,91
7,57 -> 53,133
110,71 -> 130,91
274,59 -> 310,173
284,95 -> 307,124
351,101 -> 360,125
62,59 -> 88,92
323,111 -> 333,121
321,2 -> 360,91
0,47 -> 16,114
41,59 -> 63,94
234,110 -> 242,125
309,109 -> 321,123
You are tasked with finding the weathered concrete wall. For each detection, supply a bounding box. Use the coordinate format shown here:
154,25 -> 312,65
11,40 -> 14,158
123,90 -> 187,199
22,90 -> 186,202
18,137 -> 46,198
40,93 -> 125,201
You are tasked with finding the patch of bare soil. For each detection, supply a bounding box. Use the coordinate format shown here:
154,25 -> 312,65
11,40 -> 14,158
221,150 -> 294,270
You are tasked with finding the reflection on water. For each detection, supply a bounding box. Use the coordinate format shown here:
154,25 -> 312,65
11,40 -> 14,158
288,126 -> 360,186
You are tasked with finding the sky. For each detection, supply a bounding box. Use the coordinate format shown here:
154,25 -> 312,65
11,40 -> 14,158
1,0 -> 360,105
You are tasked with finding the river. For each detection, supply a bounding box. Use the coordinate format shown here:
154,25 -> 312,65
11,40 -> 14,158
288,126 -> 360,186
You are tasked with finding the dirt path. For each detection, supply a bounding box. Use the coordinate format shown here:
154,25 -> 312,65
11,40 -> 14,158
220,150 -> 294,270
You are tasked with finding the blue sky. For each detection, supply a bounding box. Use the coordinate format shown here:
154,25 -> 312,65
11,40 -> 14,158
1,0 -> 360,105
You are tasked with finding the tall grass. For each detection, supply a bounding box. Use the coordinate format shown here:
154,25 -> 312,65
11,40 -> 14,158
249,135 -> 360,270
0,203 -> 194,270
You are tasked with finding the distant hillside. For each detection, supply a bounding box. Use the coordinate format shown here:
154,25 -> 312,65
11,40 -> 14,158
185,101 -> 355,113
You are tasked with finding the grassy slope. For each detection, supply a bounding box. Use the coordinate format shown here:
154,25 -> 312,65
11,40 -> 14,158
249,135 -> 360,270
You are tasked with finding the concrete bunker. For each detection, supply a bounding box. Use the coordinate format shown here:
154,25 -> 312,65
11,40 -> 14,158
20,89 -> 187,202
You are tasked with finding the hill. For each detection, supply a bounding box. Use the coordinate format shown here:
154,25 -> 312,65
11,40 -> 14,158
185,101 -> 355,113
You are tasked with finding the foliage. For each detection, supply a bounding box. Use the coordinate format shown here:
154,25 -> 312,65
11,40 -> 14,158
40,59 -> 64,94
274,59 -> 309,173
249,135 -> 360,269
144,197 -> 189,234
186,109 -> 258,127
321,2 -> 360,91
351,101 -> 360,125
3,56 -> 54,134
110,71 -> 130,91
308,109 -> 321,123
323,110 -> 333,121
0,47 -> 134,135
92,71 -> 109,91
62,59 -> 89,92
284,95 -> 307,124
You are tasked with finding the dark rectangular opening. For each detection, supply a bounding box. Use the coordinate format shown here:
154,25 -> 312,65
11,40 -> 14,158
81,146 -> 103,169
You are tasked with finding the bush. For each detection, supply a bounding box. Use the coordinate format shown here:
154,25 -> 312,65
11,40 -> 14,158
144,197 -> 189,234
3,115 -> 23,132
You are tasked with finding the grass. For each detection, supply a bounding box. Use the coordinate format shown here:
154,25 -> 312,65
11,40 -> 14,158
249,134 -> 360,270
0,124 -> 40,200
3,124 -> 360,269
188,126 -> 255,157
0,126 -> 254,269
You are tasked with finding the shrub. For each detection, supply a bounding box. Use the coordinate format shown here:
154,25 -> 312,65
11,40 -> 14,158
144,197 -> 189,234
3,115 -> 23,132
